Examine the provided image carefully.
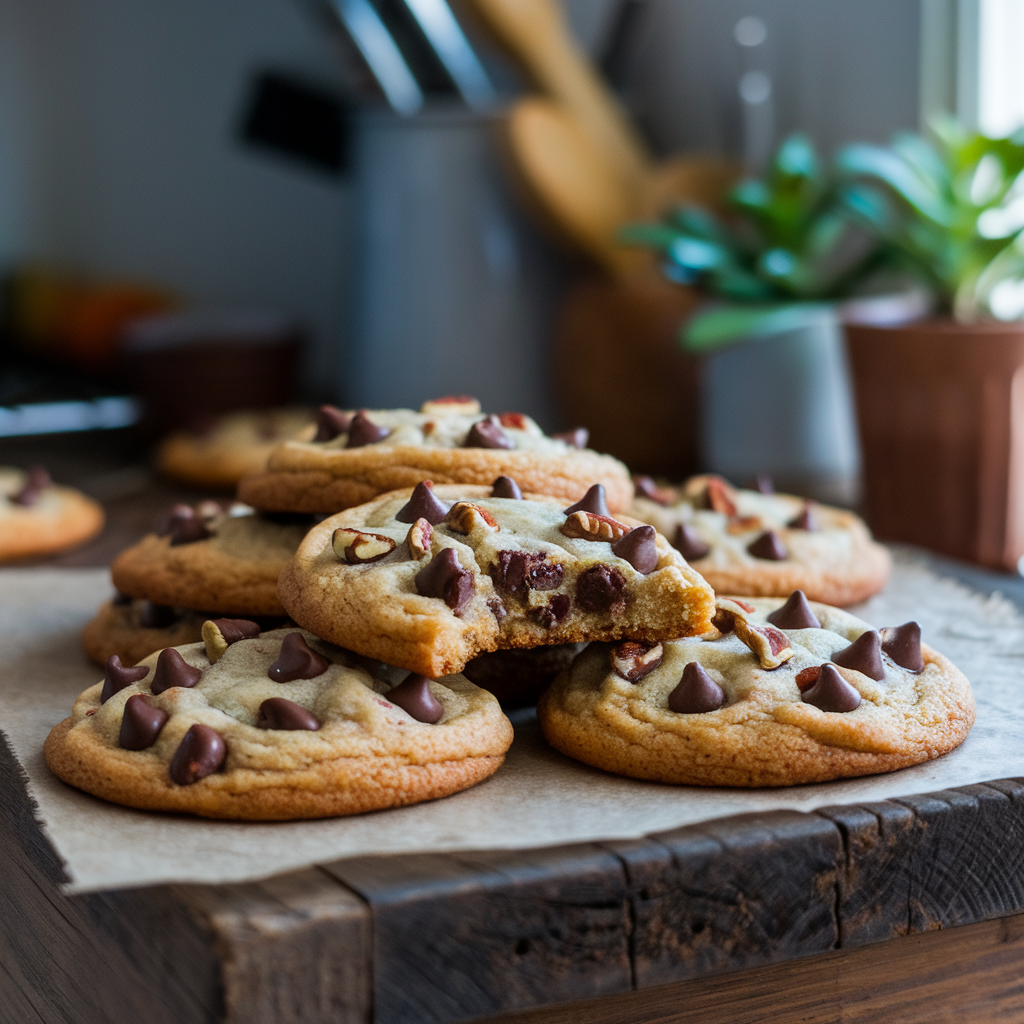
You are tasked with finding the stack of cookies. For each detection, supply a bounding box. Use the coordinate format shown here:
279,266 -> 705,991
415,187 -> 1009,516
49,395 -> 975,823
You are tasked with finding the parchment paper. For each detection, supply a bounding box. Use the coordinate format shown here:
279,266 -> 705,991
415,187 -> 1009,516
3,554 -> 1023,894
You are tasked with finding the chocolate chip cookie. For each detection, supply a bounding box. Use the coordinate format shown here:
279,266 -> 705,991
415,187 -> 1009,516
111,503 -> 315,617
0,467 -> 104,562
82,596 -> 209,666
156,408 -> 314,488
630,474 -> 890,605
538,592 -> 975,786
46,625 -> 514,819
278,480 -> 715,678
237,397 -> 633,514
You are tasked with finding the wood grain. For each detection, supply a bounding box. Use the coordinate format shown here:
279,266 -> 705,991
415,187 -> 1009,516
324,845 -> 631,1024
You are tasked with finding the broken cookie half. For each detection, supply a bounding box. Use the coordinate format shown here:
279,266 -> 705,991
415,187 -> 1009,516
278,481 -> 716,678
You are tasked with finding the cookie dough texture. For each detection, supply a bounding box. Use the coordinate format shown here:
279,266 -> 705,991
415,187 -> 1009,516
82,599 -> 208,667
46,628 -> 514,820
539,598 -> 975,787
630,476 -> 890,604
238,407 -> 633,514
157,408 -> 314,488
279,485 -> 715,677
0,468 -> 104,562
112,512 -> 310,616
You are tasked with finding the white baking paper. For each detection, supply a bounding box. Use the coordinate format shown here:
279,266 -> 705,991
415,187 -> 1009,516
3,554 -> 1023,894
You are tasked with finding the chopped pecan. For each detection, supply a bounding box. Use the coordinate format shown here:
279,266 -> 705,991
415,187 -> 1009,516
561,510 -> 630,543
610,641 -> 663,682
734,619 -> 795,669
332,528 -> 396,564
446,501 -> 499,534
704,476 -> 738,516
421,395 -> 481,416
407,518 -> 434,559
711,597 -> 756,633
727,515 -> 762,535
498,411 -> 528,430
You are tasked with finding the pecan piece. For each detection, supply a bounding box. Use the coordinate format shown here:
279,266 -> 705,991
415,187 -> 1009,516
733,619 -> 794,669
332,528 -> 396,564
561,510 -> 630,543
610,640 -> 663,682
407,518 -> 434,559
420,395 -> 481,416
446,501 -> 499,535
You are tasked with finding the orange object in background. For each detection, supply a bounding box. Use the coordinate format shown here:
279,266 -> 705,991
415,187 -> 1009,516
8,265 -> 177,370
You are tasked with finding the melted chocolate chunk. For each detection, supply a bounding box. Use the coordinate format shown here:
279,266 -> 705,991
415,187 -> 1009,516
386,674 -> 444,723
766,590 -> 821,630
268,633 -> 330,682
119,694 -> 169,750
611,526 -> 659,575
673,523 -> 710,561
158,503 -> 196,536
632,475 -> 672,505
257,697 -> 321,731
464,415 -> 514,450
346,411 -> 391,448
668,662 -> 725,713
101,655 -> 150,704
395,481 -> 450,525
831,631 -> 885,681
531,594 -> 571,628
169,724 -> 226,785
415,548 -> 475,614
140,601 -> 179,629
802,663 -> 861,712
210,618 -> 261,645
151,648 -> 204,695
490,551 -> 564,596
575,564 -> 626,614
610,640 -> 663,682
490,476 -> 523,500
552,427 -> 588,449
11,466 -> 51,506
881,622 -> 924,673
488,597 -> 508,623
788,502 -> 817,531
168,513 -> 213,547
313,404 -> 352,442
747,530 -> 788,561
564,484 -> 609,517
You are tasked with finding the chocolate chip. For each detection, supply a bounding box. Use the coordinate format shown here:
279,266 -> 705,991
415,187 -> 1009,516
346,410 -> 391,448
157,503 -> 196,536
532,594 -> 571,628
140,601 -> 179,629
151,649 -> 204,694
464,415 -> 514,450
766,590 -> 821,630
668,662 -> 725,713
564,484 -> 609,517
488,597 -> 508,623
314,404 -> 352,442
553,427 -> 588,448
119,694 -> 169,750
101,655 -> 150,703
673,523 -> 710,560
747,530 -> 788,561
386,673 -> 444,723
169,724 -> 226,785
802,663 -> 861,712
831,631 -> 885,681
415,548 -> 475,614
11,466 -> 51,506
632,475 -> 672,505
611,640 -> 663,682
257,697 -> 321,731
753,474 -> 774,495
788,502 -> 817,530
611,526 -> 659,574
168,513 -> 213,547
395,481 -> 450,524
112,590 -> 133,606
210,618 -> 261,645
575,564 -> 626,614
491,476 -> 523,499
881,622 -> 924,673
268,632 -> 330,682
490,550 -> 564,596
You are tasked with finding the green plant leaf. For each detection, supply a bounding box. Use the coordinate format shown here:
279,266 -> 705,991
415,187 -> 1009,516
681,302 -> 832,353
838,143 -> 952,225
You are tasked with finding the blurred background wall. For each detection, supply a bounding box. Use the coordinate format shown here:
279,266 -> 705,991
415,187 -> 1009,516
0,0 -> 922,414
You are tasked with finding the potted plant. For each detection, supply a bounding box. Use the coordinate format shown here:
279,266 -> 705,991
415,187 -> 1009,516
621,134 -> 917,503
837,120 -> 1024,569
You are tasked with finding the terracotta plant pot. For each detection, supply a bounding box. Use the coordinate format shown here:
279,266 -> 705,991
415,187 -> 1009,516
846,319 -> 1024,570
